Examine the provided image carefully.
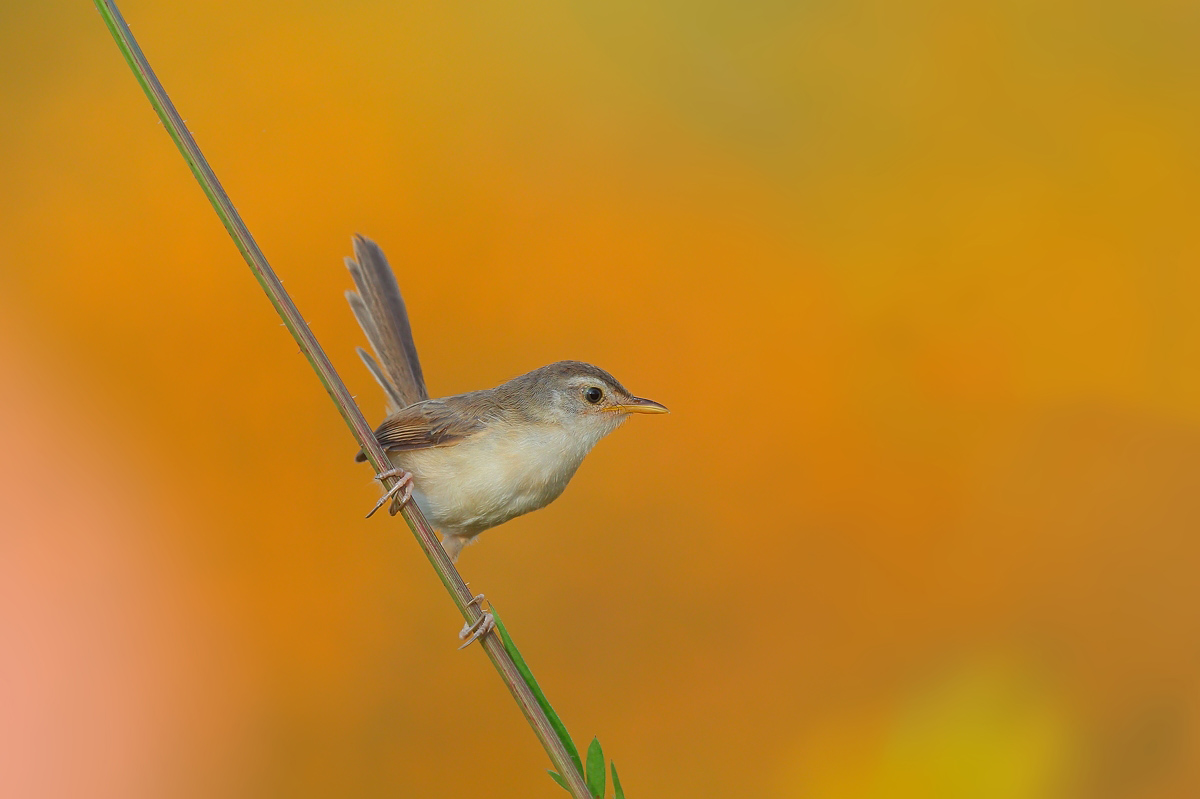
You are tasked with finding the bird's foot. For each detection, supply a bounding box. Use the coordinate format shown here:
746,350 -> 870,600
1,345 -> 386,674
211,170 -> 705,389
458,594 -> 495,650
366,468 -> 413,519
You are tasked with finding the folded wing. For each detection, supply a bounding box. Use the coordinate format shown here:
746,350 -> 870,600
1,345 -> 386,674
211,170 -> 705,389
354,399 -> 484,461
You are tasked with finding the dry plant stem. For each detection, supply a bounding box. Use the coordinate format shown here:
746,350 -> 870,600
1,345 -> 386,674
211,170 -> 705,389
91,2 -> 591,797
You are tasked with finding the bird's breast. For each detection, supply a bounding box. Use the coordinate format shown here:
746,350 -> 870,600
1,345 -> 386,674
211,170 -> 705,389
391,423 -> 594,536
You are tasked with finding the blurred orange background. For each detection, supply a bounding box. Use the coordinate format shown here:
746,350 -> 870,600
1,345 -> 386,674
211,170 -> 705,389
3,1 -> 1199,797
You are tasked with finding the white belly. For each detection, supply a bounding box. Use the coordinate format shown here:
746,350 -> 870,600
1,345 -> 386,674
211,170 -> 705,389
390,423 -> 596,536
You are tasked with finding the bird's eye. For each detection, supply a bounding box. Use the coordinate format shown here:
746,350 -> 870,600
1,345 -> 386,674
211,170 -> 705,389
584,386 -> 603,404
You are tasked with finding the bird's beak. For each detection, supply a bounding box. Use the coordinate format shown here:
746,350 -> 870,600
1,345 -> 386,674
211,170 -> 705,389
606,396 -> 669,414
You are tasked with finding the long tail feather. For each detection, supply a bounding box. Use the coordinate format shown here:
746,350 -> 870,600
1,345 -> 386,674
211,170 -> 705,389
344,235 -> 429,412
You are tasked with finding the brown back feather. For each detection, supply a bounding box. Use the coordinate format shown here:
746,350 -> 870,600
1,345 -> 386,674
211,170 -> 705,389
354,395 -> 492,461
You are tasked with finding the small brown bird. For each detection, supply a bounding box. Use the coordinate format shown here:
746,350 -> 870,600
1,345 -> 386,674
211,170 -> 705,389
346,235 -> 667,562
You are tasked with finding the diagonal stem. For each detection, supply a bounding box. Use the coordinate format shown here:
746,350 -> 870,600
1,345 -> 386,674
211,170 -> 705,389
90,2 -> 591,797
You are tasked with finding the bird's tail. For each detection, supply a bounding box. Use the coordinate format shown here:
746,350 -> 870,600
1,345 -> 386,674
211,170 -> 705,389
344,235 -> 429,413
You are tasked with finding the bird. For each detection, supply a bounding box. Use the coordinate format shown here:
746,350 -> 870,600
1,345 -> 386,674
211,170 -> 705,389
344,234 -> 667,564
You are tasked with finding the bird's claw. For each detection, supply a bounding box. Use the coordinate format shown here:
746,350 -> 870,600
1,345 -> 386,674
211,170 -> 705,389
366,468 -> 413,519
458,594 -> 495,650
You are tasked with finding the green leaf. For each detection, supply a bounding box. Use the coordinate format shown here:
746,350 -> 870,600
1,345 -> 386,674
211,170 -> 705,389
611,762 -> 625,799
585,737 -> 606,799
492,610 -> 584,778
547,771 -> 571,793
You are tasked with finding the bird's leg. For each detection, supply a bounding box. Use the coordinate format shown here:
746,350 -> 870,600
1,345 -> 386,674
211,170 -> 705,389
366,467 -> 413,519
440,533 -> 468,563
458,593 -> 495,650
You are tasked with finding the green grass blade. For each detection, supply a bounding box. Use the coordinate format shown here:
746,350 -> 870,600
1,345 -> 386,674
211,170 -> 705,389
585,738 -> 606,799
611,762 -> 625,799
491,609 -> 584,777
548,771 -> 571,793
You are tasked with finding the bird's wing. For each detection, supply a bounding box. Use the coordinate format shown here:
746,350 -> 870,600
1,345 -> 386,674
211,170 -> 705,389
344,235 -> 429,413
354,399 -> 486,461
